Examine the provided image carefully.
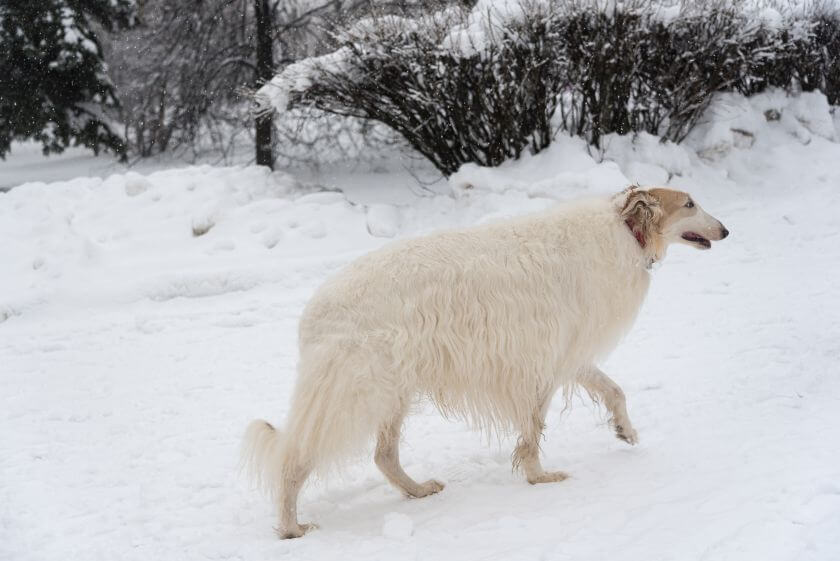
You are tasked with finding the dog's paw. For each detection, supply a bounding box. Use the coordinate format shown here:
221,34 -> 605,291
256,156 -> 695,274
615,424 -> 638,445
410,479 -> 445,498
275,522 -> 318,540
527,471 -> 570,484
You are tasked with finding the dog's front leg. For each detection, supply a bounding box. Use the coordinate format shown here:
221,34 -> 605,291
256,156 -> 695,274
512,388 -> 569,484
581,366 -> 639,445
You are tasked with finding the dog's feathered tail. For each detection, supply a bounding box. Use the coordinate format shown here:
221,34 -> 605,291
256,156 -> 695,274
240,419 -> 286,497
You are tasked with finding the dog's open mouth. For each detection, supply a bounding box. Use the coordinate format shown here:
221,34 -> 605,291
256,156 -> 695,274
681,232 -> 711,249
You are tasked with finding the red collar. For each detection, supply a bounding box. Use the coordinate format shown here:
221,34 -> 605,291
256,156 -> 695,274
625,219 -> 646,248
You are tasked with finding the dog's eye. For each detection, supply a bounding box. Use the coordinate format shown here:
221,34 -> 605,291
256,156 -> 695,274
685,200 -> 694,208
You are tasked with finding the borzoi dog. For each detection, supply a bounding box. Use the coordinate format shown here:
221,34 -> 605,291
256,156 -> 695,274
242,186 -> 729,538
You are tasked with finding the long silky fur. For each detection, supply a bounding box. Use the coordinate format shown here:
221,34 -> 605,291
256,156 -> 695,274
244,192 -> 654,494
241,420 -> 286,497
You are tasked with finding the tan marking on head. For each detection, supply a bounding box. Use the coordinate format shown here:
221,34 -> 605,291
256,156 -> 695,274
647,188 -> 690,218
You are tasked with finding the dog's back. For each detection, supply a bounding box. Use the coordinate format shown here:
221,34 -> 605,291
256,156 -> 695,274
296,196 -> 650,432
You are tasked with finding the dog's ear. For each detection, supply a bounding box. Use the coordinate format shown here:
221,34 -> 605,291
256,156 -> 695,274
620,188 -> 663,245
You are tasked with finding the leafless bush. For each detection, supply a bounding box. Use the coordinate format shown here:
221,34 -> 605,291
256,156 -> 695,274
279,3 -> 567,175
634,1 -> 776,143
106,0 -> 255,159
264,1 -> 840,174
273,107 -> 402,168
554,2 -> 646,147
110,0 -> 840,170
752,6 -> 840,104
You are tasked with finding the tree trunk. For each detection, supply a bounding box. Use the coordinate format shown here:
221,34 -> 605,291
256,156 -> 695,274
254,0 -> 274,169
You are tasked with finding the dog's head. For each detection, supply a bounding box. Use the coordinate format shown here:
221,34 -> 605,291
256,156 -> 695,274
620,186 -> 729,260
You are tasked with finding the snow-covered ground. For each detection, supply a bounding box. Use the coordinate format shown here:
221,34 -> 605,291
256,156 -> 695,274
2,92 -> 840,561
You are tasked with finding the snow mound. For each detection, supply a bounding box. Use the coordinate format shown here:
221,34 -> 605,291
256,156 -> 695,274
366,203 -> 401,238
449,135 -> 627,199
602,132 -> 692,183
0,165 -> 376,317
788,91 -> 837,141
687,89 -> 839,159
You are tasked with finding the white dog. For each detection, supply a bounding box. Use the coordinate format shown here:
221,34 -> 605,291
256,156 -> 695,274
242,186 -> 728,538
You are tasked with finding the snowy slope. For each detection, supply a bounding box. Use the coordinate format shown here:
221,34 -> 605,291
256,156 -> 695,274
2,94 -> 840,561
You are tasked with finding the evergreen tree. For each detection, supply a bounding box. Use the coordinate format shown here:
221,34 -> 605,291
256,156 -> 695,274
0,0 -> 135,159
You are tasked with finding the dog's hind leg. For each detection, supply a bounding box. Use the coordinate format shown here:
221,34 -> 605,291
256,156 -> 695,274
375,403 -> 445,498
276,451 -> 315,539
513,388 -> 569,484
581,365 -> 638,445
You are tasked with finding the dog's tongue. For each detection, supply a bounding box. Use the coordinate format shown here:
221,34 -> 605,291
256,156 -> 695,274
682,232 -> 711,248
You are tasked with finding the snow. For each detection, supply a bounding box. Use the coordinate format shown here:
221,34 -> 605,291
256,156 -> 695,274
685,90 -> 839,160
381,512 -> 414,539
788,92 -> 838,141
365,203 -> 401,238
0,142 -> 122,191
342,13 -> 422,41
2,92 -> 840,561
60,7 -> 97,54
449,135 -> 627,200
256,47 -> 354,114
433,0 -> 559,58
602,132 -> 692,183
0,141 -> 263,193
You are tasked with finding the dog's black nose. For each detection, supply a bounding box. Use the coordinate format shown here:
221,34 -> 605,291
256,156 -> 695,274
720,227 -> 729,239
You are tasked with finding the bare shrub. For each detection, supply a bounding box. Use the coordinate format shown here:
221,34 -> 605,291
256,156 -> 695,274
257,0 -> 840,174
